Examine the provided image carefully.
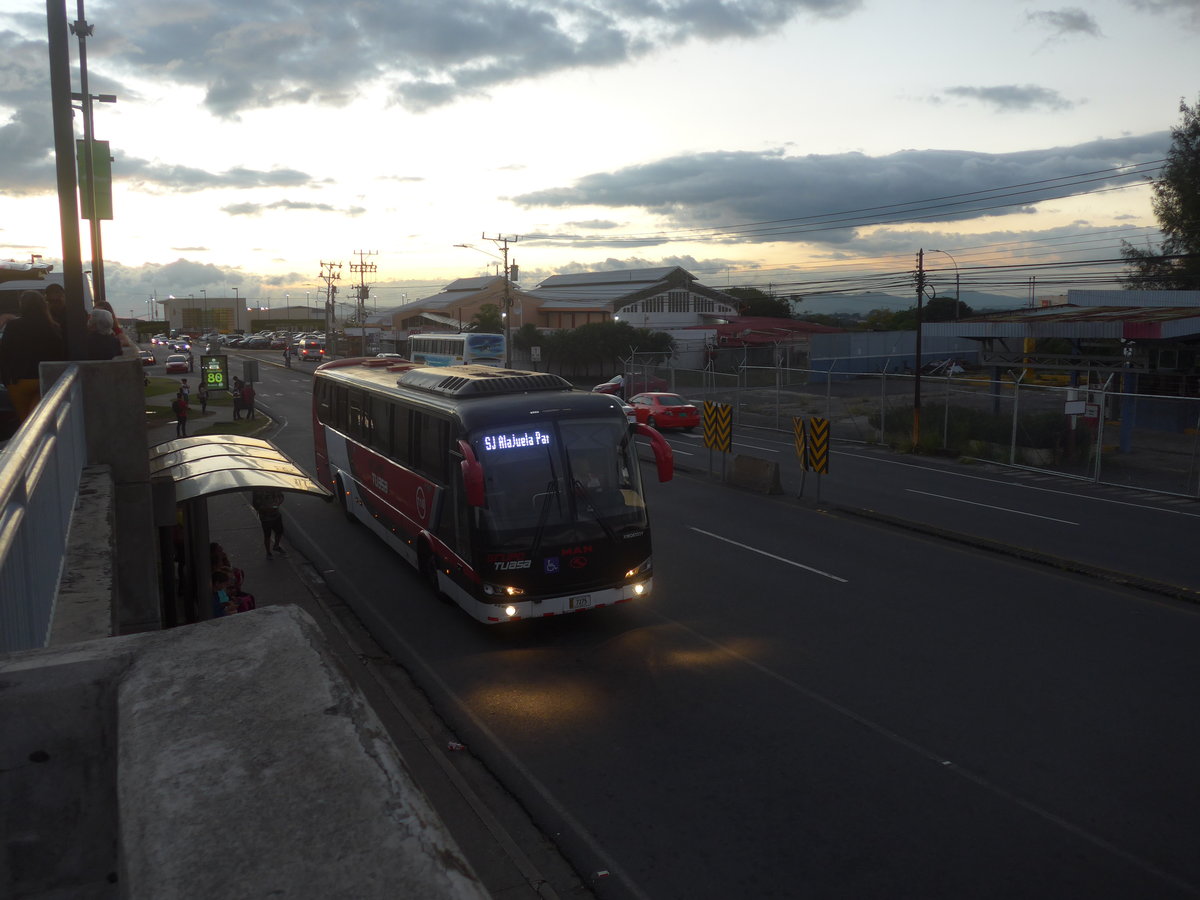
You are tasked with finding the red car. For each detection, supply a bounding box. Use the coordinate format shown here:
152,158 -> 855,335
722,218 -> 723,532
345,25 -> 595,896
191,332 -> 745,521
628,392 -> 699,431
164,353 -> 190,374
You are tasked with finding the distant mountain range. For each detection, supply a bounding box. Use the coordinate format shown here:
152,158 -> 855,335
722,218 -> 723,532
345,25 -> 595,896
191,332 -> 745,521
796,291 -> 1032,315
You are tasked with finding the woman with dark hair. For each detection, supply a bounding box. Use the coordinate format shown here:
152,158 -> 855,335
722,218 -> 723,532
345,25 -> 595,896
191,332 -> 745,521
0,291 -> 63,422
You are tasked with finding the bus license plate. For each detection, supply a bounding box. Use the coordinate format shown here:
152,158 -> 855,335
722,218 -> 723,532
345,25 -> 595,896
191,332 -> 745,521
569,594 -> 592,609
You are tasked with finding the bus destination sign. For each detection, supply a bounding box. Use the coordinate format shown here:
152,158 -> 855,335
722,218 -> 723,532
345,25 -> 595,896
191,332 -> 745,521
482,430 -> 552,452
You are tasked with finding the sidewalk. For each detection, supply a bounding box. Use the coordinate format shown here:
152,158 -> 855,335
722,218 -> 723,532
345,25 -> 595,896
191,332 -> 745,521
144,390 -> 582,899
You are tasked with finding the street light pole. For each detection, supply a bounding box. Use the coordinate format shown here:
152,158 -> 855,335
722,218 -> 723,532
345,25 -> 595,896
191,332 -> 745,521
913,249 -> 926,449
71,1 -> 106,309
456,235 -> 519,367
928,248 -> 961,319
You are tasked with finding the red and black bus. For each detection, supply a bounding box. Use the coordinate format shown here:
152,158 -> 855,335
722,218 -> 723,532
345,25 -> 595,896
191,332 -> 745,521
313,358 -> 674,623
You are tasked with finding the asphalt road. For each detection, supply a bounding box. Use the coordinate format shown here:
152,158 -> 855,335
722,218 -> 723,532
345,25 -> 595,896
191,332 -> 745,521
235,355 -> 1200,899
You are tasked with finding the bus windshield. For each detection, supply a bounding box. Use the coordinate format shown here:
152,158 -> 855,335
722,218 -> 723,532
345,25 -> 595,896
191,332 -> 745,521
472,417 -> 646,549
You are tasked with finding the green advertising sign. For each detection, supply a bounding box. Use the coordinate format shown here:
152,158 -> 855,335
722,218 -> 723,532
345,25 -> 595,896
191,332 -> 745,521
201,355 -> 229,391
76,139 -> 113,220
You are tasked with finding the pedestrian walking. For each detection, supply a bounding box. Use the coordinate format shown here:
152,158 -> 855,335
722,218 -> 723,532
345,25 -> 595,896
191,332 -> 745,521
197,381 -> 209,414
231,377 -> 244,420
252,488 -> 286,558
171,390 -> 189,438
179,377 -> 190,400
242,381 -> 257,419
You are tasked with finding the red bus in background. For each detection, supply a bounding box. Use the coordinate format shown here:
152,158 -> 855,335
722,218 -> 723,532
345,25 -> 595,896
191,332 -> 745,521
313,358 -> 674,623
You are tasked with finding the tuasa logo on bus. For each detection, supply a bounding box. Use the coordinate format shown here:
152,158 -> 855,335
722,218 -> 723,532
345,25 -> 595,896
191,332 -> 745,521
494,559 -> 532,571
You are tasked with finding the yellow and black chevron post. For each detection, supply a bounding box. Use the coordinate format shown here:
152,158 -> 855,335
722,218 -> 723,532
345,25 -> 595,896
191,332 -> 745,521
792,416 -> 808,469
807,416 -> 830,474
703,401 -> 732,453
704,401 -> 733,480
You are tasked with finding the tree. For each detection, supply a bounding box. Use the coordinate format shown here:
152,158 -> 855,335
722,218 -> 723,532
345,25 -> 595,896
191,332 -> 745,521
512,322 -> 541,351
725,287 -> 794,318
923,295 -> 974,322
470,303 -> 504,333
539,320 -> 675,377
1122,96 -> 1200,290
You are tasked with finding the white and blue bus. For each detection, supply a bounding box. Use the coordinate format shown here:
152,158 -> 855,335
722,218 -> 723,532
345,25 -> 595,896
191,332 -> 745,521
407,332 -> 505,367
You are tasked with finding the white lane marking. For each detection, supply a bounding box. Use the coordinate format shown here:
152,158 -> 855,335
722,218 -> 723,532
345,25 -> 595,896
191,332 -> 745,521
837,450 -> 1200,519
691,527 -> 848,583
905,490 -> 1080,526
672,433 -> 780,453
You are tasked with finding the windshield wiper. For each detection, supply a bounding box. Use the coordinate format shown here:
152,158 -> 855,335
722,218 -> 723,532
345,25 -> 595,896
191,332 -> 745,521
529,478 -> 560,556
572,479 -> 618,544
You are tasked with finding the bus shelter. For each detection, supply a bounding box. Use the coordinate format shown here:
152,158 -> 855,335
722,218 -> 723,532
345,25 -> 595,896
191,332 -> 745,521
148,435 -> 331,625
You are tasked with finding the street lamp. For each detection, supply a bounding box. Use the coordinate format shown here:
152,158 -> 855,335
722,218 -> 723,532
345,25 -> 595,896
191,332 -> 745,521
927,249 -> 961,319
68,5 -> 117,310
454,239 -> 517,366
201,289 -> 207,329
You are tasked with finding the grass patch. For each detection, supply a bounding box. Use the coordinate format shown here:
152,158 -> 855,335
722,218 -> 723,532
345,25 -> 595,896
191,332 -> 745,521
144,377 -> 267,437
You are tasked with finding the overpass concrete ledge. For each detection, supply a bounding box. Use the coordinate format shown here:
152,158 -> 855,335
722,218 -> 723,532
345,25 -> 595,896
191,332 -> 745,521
50,464 -> 116,647
3,605 -> 488,899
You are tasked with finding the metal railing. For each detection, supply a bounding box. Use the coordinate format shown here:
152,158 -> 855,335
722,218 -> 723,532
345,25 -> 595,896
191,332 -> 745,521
628,361 -> 1200,499
0,367 -> 87,652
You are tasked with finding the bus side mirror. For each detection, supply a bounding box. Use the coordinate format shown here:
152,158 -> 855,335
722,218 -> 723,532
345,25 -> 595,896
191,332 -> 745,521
635,424 -> 674,482
458,440 -> 485,506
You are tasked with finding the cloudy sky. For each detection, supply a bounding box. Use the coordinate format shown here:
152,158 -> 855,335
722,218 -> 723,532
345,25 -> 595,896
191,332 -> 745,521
1,0 -> 1196,314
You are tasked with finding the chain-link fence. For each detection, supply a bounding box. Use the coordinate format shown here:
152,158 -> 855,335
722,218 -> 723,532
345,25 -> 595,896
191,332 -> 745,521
623,360 -> 1200,498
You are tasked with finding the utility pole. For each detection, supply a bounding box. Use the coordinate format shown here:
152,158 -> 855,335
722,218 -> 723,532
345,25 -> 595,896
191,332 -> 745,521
71,1 -> 109,309
47,0 -> 86,358
913,249 -> 926,450
350,250 -> 377,357
318,260 -> 342,355
483,233 -> 519,367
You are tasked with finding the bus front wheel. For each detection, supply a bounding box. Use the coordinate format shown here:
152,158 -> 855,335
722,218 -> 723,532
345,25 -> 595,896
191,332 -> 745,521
420,546 -> 449,602
336,475 -> 355,522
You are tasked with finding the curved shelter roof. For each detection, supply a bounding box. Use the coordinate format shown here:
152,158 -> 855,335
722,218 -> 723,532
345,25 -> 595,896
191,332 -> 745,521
148,435 -> 331,504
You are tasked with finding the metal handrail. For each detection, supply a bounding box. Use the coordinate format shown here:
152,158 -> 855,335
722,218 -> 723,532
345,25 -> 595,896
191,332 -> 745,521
0,367 -> 87,652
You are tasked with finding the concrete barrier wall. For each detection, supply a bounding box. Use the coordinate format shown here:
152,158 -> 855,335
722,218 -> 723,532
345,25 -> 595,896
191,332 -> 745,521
729,454 -> 783,494
1,606 -> 488,900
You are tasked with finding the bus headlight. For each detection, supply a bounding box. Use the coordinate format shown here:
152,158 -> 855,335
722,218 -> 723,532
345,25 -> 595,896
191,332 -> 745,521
624,558 -> 652,580
483,583 -> 525,598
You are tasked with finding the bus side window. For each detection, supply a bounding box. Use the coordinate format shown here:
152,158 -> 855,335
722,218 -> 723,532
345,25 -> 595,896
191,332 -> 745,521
391,406 -> 411,464
436,454 -> 468,556
331,386 -> 348,433
347,389 -> 373,445
370,400 -> 392,456
315,380 -> 332,423
413,413 -> 449,482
